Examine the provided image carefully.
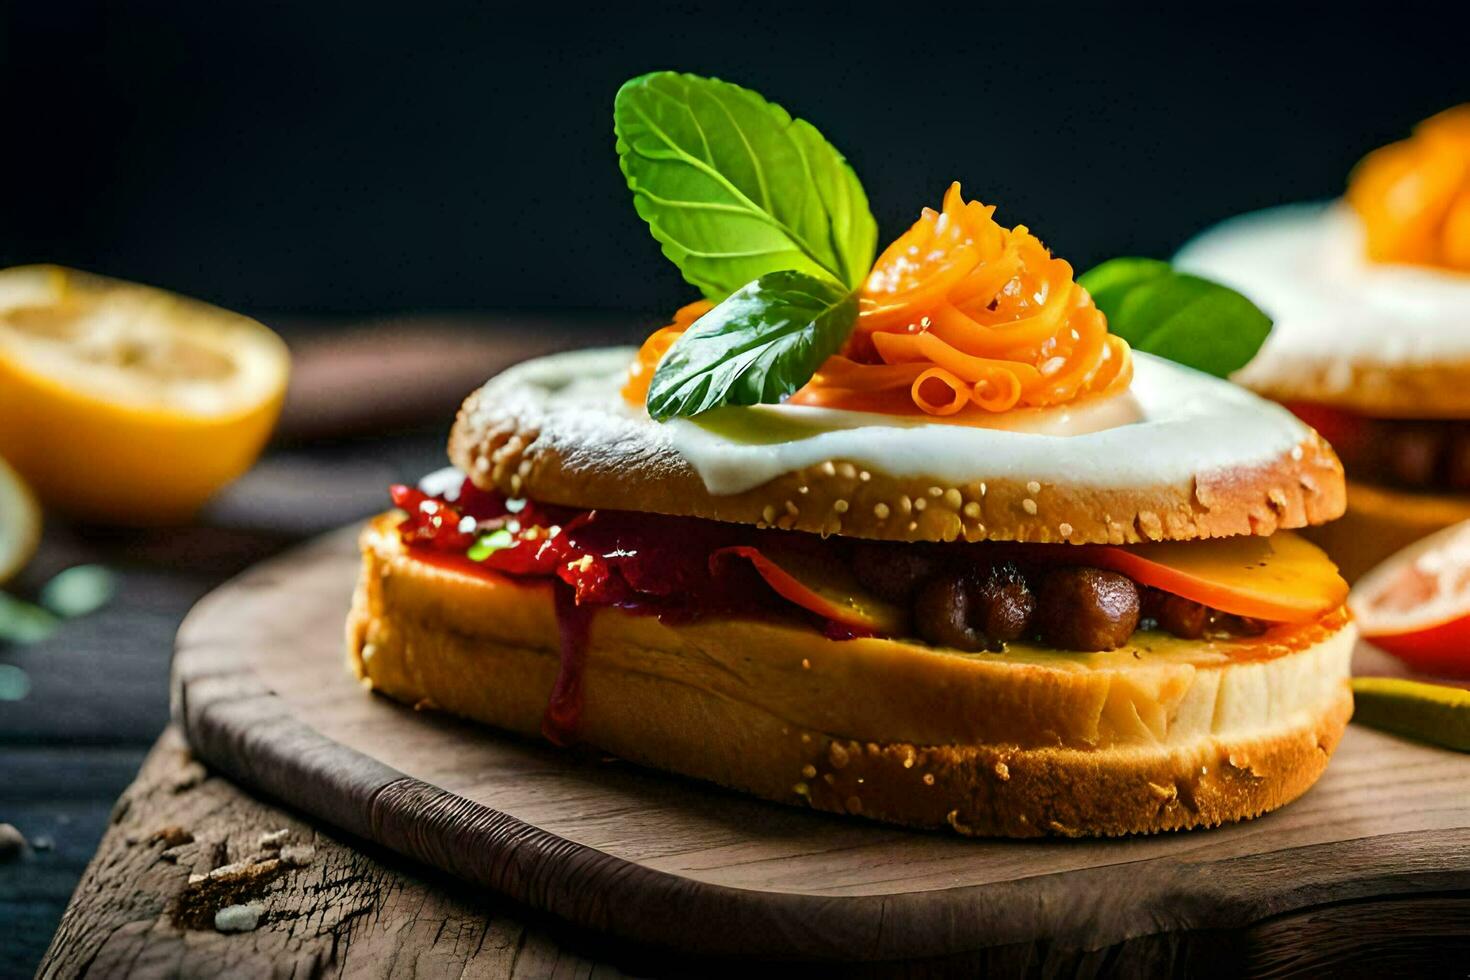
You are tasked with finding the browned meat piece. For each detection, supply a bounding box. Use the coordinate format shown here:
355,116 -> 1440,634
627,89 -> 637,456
913,563 -> 1035,652
1036,567 -> 1140,651
914,573 -> 986,651
1141,587 -> 1208,639
852,542 -> 940,601
1383,425 -> 1442,487
1446,430 -> 1470,492
974,563 -> 1034,644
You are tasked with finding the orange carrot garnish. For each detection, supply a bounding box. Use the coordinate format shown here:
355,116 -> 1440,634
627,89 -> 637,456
792,182 -> 1130,418
622,183 -> 1133,422
1348,105 -> 1470,271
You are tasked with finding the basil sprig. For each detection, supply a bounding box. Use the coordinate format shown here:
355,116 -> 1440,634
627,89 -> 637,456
1078,258 -> 1271,378
615,72 -> 876,300
646,271 -> 857,421
617,71 -> 1276,418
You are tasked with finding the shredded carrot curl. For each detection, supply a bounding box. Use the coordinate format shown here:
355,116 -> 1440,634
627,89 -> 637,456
621,183 -> 1132,422
792,182 -> 1131,417
1348,105 -> 1470,271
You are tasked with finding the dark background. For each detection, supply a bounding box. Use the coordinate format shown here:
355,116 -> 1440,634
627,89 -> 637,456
4,1 -> 1469,325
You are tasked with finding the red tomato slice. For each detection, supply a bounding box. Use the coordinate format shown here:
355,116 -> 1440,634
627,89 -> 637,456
712,545 -> 907,635
1352,520 -> 1470,677
1072,531 -> 1348,623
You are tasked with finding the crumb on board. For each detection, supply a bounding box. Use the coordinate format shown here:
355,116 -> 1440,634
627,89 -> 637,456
214,904 -> 262,933
257,828 -> 291,851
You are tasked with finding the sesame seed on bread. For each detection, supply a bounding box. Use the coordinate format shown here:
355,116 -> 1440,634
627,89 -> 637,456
447,349 -> 1346,545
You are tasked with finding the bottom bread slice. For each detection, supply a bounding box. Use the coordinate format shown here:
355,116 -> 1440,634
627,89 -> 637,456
348,515 -> 1355,838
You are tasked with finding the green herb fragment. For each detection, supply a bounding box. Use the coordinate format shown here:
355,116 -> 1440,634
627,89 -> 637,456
647,270 -> 857,420
1079,258 -> 1271,378
467,529 -> 515,561
40,565 -> 116,618
0,664 -> 29,701
615,71 -> 877,300
1076,257 -> 1171,312
0,592 -> 59,645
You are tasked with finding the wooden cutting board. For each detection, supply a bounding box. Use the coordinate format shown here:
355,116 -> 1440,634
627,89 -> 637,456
172,526 -> 1470,968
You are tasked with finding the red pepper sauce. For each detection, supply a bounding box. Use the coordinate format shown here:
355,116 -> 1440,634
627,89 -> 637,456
389,480 -> 819,742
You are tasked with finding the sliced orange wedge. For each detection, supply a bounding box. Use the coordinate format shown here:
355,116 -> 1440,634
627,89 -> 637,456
0,266 -> 290,524
0,456 -> 41,584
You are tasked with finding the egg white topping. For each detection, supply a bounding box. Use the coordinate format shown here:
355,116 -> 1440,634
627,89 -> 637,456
1176,203 -> 1470,390
501,348 -> 1311,496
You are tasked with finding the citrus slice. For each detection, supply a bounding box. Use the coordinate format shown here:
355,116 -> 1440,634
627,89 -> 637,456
0,265 -> 290,524
0,456 -> 41,585
1351,677 -> 1470,751
1350,519 -> 1470,677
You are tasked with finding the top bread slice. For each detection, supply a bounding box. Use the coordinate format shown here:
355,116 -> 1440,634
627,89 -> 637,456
449,349 -> 1345,546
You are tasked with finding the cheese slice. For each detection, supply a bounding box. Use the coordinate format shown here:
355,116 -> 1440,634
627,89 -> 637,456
1077,532 -> 1348,622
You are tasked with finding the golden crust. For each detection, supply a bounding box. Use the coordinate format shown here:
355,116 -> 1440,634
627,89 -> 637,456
1304,478 -> 1470,582
1241,356 -> 1470,420
447,388 -> 1345,547
348,516 -> 1354,837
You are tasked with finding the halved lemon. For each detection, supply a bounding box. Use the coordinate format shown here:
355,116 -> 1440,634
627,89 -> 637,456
0,455 -> 41,584
0,265 -> 290,524
1351,519 -> 1470,678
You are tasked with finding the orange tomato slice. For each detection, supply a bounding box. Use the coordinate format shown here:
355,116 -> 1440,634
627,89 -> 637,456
1073,531 -> 1348,623
713,544 -> 907,635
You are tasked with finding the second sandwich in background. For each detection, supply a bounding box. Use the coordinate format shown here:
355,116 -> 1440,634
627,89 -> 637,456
1177,106 -> 1470,581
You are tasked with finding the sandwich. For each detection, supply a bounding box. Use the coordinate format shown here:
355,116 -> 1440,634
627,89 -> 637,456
1177,105 -> 1470,580
348,73 -> 1354,837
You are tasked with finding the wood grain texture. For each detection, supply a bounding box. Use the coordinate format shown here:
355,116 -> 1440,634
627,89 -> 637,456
171,526 -> 1470,965
42,729 -> 1469,979
35,727 -> 636,980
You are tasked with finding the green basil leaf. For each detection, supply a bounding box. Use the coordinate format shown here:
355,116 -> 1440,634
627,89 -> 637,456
1080,259 -> 1271,378
615,71 -> 877,299
646,270 -> 857,420
1077,257 -> 1171,314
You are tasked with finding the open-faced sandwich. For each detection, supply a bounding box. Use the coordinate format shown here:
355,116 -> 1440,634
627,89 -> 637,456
348,73 -> 1354,837
1177,106 -> 1470,580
